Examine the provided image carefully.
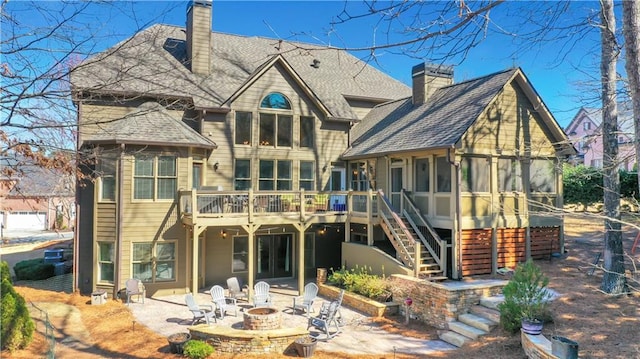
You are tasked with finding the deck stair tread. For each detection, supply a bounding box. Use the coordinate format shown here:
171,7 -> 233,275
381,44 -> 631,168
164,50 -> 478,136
458,313 -> 497,332
470,305 -> 501,324
448,320 -> 486,339
439,330 -> 471,347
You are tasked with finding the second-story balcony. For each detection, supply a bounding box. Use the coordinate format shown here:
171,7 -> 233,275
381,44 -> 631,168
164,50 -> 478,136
179,189 -> 378,227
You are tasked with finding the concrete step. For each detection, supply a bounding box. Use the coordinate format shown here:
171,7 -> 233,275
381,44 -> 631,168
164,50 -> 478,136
470,304 -> 501,324
479,295 -> 504,310
422,275 -> 448,282
459,313 -> 497,332
439,330 -> 471,347
448,320 -> 487,339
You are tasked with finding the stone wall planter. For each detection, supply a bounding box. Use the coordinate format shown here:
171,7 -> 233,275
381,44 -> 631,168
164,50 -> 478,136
318,283 -> 399,317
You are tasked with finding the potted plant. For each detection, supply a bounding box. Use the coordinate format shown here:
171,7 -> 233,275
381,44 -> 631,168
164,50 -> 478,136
498,259 -> 553,335
167,332 -> 191,354
294,335 -> 317,357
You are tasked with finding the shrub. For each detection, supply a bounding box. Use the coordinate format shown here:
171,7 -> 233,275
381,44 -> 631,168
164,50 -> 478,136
183,339 -> 214,359
327,265 -> 390,300
498,259 -> 553,333
13,258 -> 55,281
1,261 -> 35,351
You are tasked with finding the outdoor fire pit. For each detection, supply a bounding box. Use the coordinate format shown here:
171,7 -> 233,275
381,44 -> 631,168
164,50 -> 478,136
243,307 -> 282,330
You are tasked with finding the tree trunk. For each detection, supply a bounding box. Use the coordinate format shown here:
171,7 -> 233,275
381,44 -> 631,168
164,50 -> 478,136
622,0 -> 640,187
599,0 -> 627,295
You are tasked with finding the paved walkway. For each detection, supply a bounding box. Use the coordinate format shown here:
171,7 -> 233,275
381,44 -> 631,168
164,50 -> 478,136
129,283 -> 458,356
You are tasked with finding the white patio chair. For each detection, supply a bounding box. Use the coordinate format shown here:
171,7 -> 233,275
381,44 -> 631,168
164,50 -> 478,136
292,282 -> 318,317
226,277 -> 249,302
125,278 -> 145,305
185,293 -> 215,325
307,299 -> 342,340
252,281 -> 272,307
209,285 -> 237,319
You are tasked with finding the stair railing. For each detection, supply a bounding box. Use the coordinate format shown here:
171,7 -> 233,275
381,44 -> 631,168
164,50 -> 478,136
377,190 -> 419,271
401,189 -> 447,272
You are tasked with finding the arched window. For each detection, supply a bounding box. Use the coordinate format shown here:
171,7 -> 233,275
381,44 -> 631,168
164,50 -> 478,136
260,92 -> 291,110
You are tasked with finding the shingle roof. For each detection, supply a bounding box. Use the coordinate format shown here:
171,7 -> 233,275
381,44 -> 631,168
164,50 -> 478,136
343,69 -> 517,158
1,157 -> 74,198
71,25 -> 411,119
83,102 -> 217,148
567,102 -> 635,137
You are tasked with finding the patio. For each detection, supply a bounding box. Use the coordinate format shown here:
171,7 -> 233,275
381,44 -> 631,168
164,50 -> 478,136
127,280 -> 458,356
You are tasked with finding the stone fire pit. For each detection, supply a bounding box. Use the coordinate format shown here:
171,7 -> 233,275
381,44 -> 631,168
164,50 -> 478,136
243,307 -> 282,330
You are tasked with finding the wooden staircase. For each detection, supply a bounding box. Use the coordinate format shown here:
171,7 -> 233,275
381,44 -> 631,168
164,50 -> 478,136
380,216 -> 447,281
439,295 -> 503,347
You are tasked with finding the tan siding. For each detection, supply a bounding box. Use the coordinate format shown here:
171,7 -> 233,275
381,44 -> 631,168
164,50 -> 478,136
204,231 -> 235,286
201,63 -> 349,191
460,196 -> 491,217
460,82 -> 556,157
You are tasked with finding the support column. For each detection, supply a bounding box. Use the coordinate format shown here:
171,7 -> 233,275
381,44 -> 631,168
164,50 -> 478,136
296,223 -> 305,295
191,225 -> 199,294
243,224 -> 256,299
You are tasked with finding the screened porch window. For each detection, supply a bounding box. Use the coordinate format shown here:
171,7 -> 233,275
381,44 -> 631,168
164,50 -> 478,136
498,158 -> 522,192
530,159 -> 556,193
461,156 -> 489,192
414,158 -> 430,192
436,157 -> 451,192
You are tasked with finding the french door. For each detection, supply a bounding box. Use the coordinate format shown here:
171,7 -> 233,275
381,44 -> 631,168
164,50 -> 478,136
256,234 -> 292,279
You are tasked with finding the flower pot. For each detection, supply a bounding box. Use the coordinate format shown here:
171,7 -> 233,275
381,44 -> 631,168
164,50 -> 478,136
167,332 -> 191,354
521,318 -> 543,335
551,335 -> 579,359
294,337 -> 317,357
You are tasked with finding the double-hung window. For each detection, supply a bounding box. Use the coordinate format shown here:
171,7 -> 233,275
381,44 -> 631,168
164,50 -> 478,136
300,161 -> 315,190
98,242 -> 114,284
132,242 -> 176,282
234,159 -> 251,190
259,114 -> 292,147
98,157 -> 116,201
133,155 -> 176,200
259,160 -> 292,190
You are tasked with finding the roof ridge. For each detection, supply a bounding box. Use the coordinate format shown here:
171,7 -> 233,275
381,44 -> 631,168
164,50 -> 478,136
440,67 -> 517,90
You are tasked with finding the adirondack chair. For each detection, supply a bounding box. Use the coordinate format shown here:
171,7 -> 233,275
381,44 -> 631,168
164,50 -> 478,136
125,278 -> 145,305
226,277 -> 249,302
291,282 -> 318,317
307,299 -> 342,340
185,293 -> 215,325
252,281 -> 272,307
209,285 -> 237,319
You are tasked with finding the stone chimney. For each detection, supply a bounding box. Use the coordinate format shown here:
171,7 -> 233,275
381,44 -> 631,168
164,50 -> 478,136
412,63 -> 454,105
186,0 -> 212,75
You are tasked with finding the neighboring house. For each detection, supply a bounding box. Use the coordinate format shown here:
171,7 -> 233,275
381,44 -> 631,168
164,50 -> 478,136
71,1 -> 574,298
565,103 -> 636,170
0,158 -> 75,232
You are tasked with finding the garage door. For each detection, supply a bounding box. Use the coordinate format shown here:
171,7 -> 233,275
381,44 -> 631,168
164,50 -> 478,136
6,211 -> 47,230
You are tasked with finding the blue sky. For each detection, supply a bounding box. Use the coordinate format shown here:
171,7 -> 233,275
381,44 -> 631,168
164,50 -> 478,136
5,0 -> 615,128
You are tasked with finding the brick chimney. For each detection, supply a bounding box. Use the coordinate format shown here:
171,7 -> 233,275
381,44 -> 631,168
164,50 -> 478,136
186,0 -> 212,75
412,63 -> 454,105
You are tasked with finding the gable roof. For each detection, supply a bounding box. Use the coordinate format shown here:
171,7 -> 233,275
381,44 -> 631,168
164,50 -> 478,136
82,102 -> 217,149
343,68 -> 573,159
71,24 -> 411,120
565,102 -> 635,138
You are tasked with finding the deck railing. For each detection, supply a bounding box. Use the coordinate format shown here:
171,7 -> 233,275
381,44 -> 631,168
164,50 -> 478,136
401,190 -> 447,271
179,189 -> 378,222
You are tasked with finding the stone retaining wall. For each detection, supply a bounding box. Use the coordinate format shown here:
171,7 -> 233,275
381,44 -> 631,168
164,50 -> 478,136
189,325 -> 308,354
318,283 -> 399,317
387,275 -> 506,329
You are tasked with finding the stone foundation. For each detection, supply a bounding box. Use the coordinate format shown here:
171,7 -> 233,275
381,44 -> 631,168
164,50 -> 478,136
189,325 -> 308,354
388,275 -> 506,329
318,283 -> 399,317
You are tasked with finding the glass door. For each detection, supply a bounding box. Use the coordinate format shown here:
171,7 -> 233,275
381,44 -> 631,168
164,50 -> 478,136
256,234 -> 293,279
330,167 -> 346,211
390,165 -> 403,212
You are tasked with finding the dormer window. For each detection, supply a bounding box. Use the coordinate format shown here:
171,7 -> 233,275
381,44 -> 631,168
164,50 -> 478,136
260,92 -> 291,110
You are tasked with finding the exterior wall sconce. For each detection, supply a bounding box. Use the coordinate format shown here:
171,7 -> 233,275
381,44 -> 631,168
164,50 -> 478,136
213,162 -> 219,171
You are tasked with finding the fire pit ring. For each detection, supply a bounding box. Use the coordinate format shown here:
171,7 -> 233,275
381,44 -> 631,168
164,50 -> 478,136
243,307 -> 282,330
